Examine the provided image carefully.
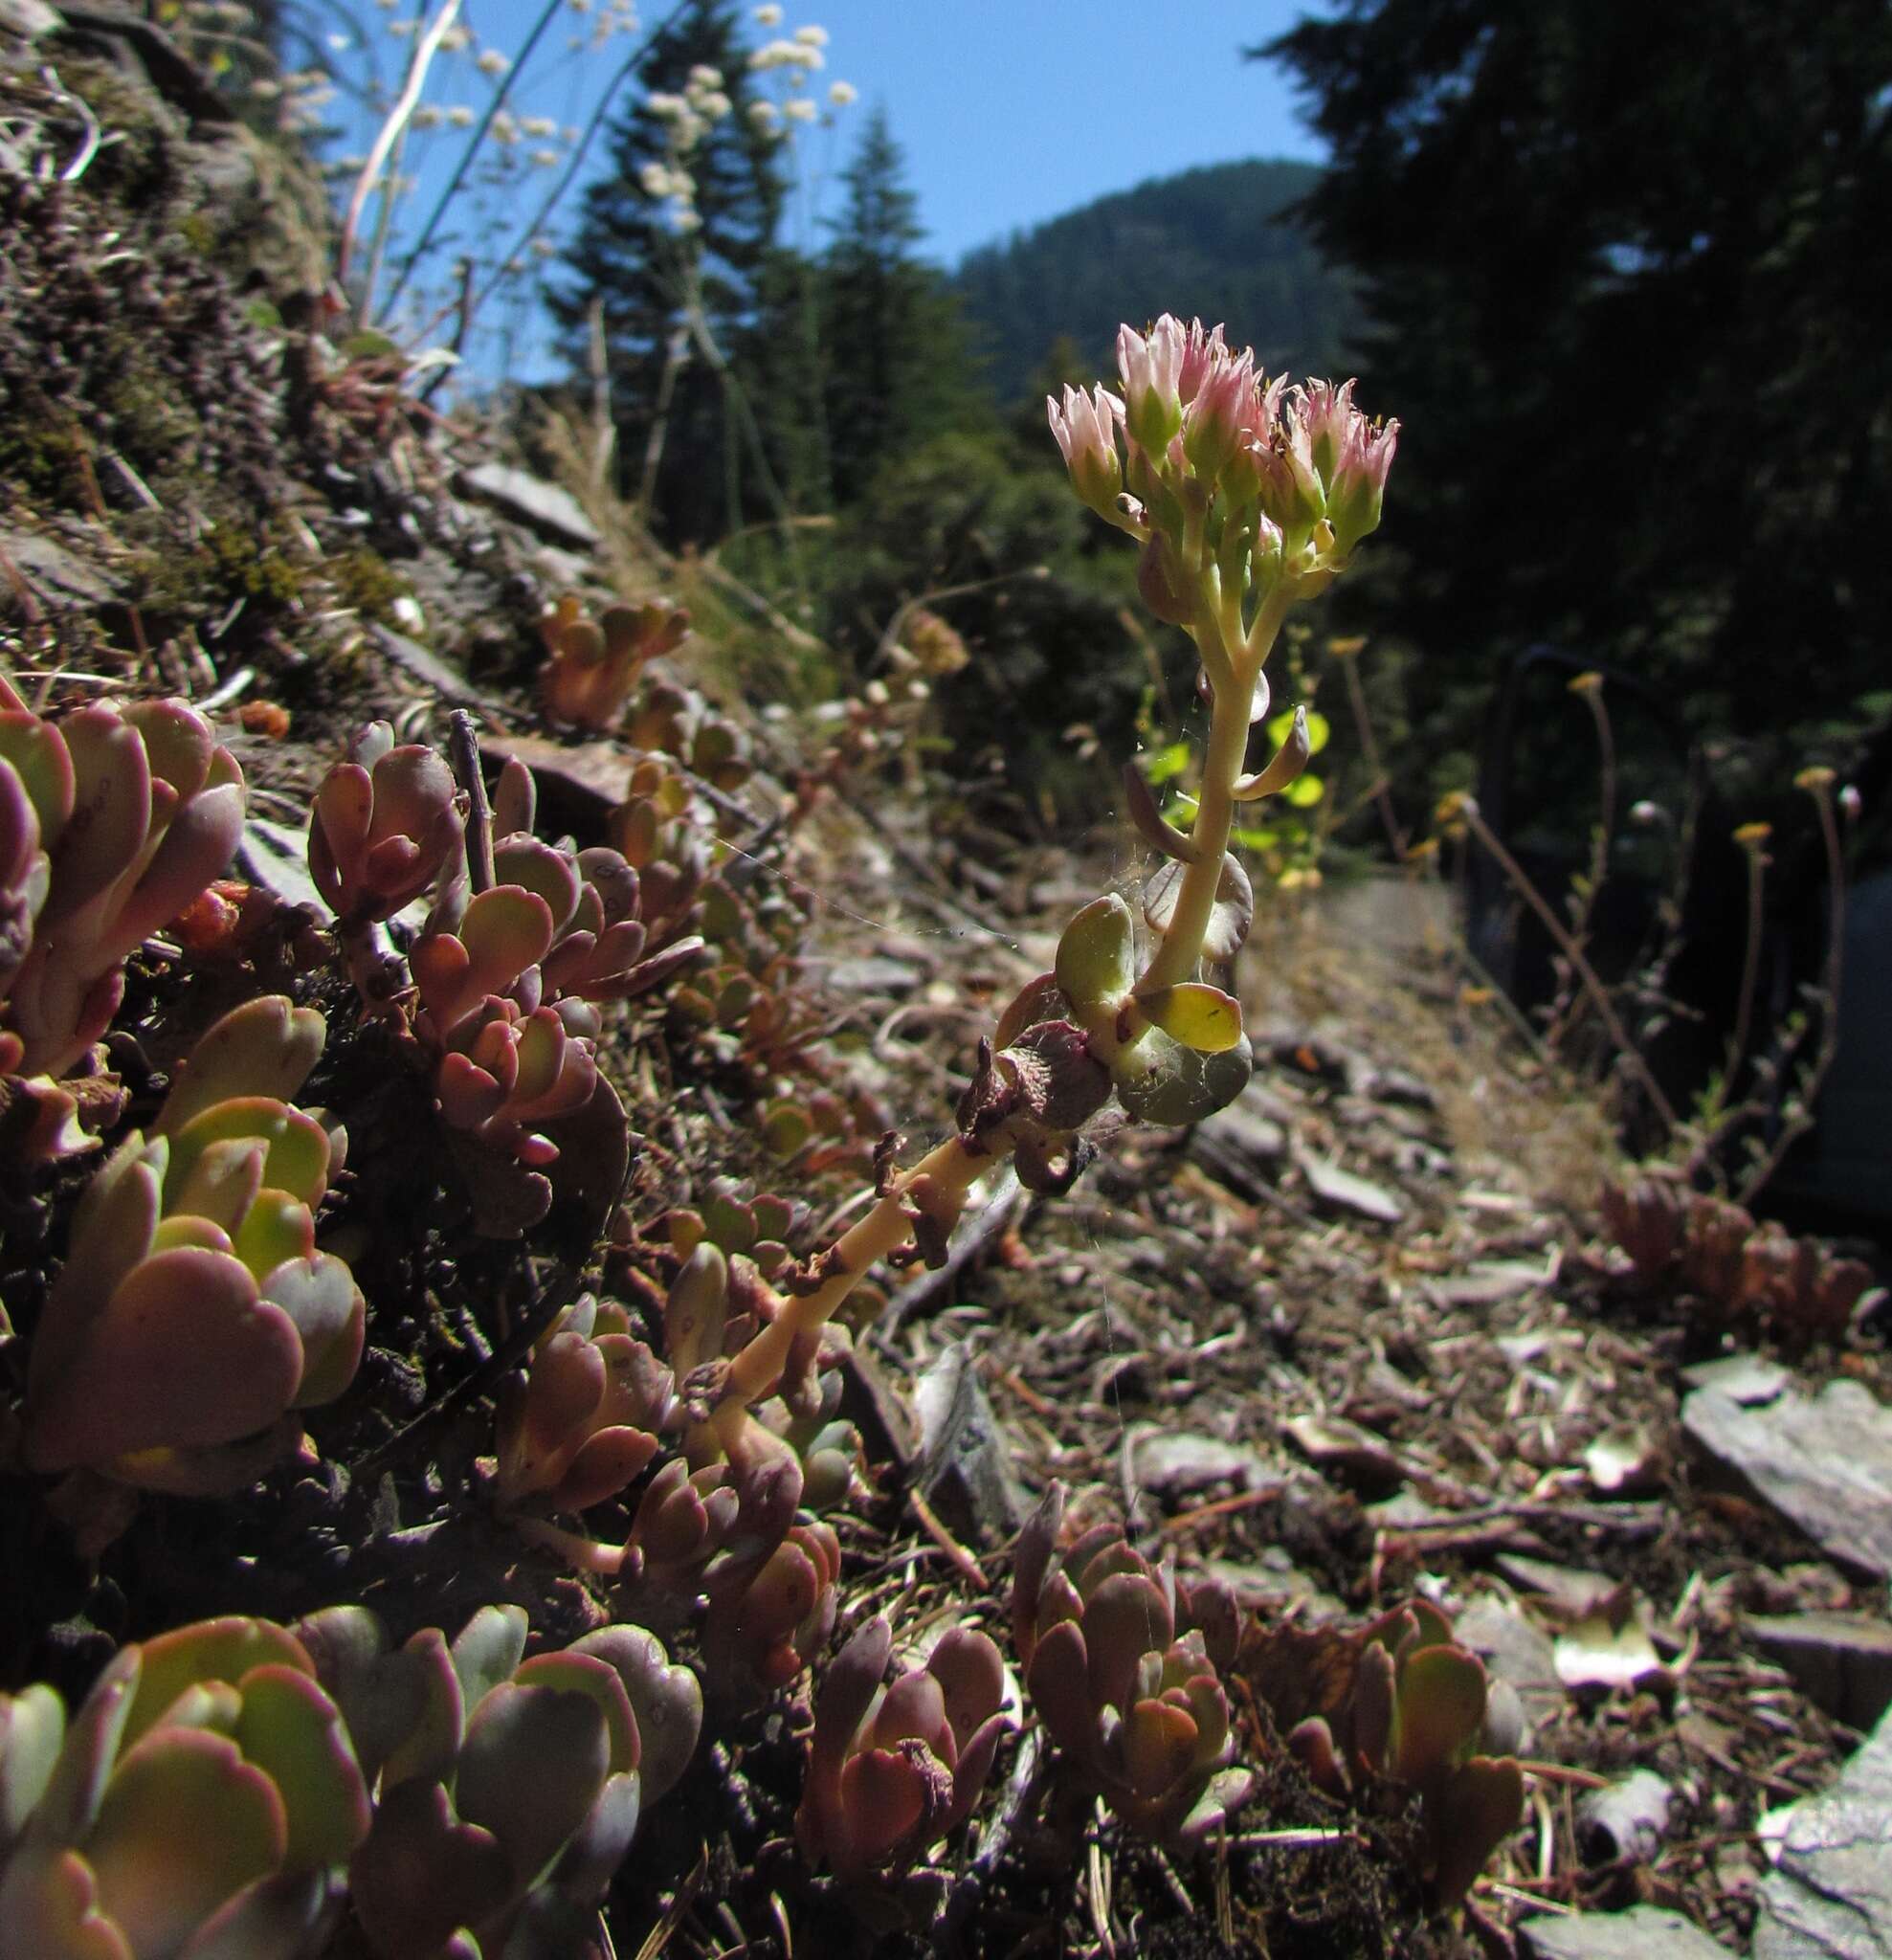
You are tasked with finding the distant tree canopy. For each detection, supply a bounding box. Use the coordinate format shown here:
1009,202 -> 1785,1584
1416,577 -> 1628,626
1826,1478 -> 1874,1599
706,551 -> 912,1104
951,160 -> 1359,408
1263,1 -> 1892,769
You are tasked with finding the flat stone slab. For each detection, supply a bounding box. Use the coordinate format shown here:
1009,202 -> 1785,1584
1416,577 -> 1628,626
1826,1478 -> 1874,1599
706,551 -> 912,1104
1521,1906 -> 1731,1960
1294,1145 -> 1405,1224
1682,1378 -> 1892,1579
1755,1704 -> 1892,1960
1746,1612 -> 1892,1731
459,462 -> 601,548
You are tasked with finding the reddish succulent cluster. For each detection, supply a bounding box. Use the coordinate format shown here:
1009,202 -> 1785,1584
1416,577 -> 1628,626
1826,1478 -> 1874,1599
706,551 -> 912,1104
1245,1601 -> 1525,1909
1010,1484 -> 1255,1845
1601,1174 -> 1877,1343
1,685 -> 245,1086
796,1615 -> 1010,1883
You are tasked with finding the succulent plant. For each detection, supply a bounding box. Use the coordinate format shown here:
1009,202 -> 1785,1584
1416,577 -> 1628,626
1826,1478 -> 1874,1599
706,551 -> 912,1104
307,723 -> 464,931
539,594 -> 689,736
491,1294 -> 673,1517
0,1605 -> 702,1960
1251,1600 -> 1525,1909
1599,1174 -> 1877,1343
0,1614 -> 372,1959
1009,1484 -> 1255,1847
796,1615 -> 1011,1885
297,1602 -> 701,1960
0,693 -> 246,1080
21,996 -> 364,1499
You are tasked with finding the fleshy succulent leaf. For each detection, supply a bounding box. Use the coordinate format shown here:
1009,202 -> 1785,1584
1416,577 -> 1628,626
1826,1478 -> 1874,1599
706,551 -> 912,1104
1055,895 -> 1136,1014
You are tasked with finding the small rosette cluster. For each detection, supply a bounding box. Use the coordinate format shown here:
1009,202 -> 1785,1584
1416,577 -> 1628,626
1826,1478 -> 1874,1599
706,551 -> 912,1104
0,689 -> 245,1084
1009,1485 -> 1255,1846
21,996 -> 364,1496
491,1293 -> 674,1517
1048,314 -> 1398,615
1260,1600 -> 1525,1908
795,1615 -> 1010,1884
539,593 -> 689,735
307,723 -> 464,933
0,1615 -> 370,1960
1600,1174 -> 1876,1343
300,1602 -> 700,1959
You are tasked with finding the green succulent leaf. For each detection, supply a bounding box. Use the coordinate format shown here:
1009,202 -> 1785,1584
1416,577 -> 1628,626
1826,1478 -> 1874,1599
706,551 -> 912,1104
455,1682 -> 611,1890
449,1609 -> 529,1722
1055,895 -> 1136,1015
1432,1756 -> 1525,1907
1135,983 -> 1244,1055
1392,1645 -> 1488,1788
165,1102 -> 330,1212
0,1685 -> 66,1857
156,998 -> 326,1139
1112,1030 -> 1253,1126
231,1664 -> 371,1870
84,1728 -> 286,1955
123,1621 -> 313,1756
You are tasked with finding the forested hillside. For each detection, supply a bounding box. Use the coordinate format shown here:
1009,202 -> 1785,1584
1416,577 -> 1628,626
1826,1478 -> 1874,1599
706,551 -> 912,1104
951,158 -> 1357,405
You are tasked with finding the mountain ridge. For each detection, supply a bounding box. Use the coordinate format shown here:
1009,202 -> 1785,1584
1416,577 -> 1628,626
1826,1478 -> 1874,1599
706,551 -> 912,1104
949,156 -> 1358,406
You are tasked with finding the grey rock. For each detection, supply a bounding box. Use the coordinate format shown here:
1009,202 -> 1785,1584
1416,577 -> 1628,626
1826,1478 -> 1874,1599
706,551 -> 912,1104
1189,1085 -> 1288,1198
820,955 -> 924,995
1745,1613 -> 1892,1730
459,462 -> 601,549
0,528 -> 116,605
1454,1596 -> 1563,1738
1755,1704 -> 1892,1960
1682,1378 -> 1892,1579
1520,1904 -> 1732,1960
1679,1352 -> 1792,1405
369,624 -> 490,707
1124,1426 -> 1278,1499
237,815 -> 327,914
0,0 -> 61,41
1575,1768 -> 1674,1865
911,1342 -> 1027,1545
1295,1144 -> 1405,1224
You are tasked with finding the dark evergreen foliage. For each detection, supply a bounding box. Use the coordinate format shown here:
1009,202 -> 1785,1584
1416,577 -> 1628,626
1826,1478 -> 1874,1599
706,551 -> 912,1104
1263,0 -> 1892,773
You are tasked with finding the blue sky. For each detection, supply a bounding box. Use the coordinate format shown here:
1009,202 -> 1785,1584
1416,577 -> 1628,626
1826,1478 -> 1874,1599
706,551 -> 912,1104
765,1 -> 1328,266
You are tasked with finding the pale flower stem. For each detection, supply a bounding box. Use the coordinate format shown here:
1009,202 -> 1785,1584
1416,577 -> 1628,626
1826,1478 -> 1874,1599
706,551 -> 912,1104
1459,804 -> 1680,1134
1137,591 -> 1286,998
1736,786 -> 1847,1206
1725,844 -> 1768,1087
1545,682 -> 1616,1049
706,1134 -> 987,1455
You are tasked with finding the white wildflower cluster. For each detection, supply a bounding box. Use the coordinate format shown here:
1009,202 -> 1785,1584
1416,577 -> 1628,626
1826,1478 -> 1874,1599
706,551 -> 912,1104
569,0 -> 639,51
744,18 -> 853,140
639,62 -> 736,236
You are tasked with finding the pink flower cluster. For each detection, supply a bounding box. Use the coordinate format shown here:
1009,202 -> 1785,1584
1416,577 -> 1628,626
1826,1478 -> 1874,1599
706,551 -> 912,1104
1047,315 -> 1398,562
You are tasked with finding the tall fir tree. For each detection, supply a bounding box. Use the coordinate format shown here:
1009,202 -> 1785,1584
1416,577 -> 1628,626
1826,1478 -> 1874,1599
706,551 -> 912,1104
819,107 -> 986,506
552,0 -> 790,545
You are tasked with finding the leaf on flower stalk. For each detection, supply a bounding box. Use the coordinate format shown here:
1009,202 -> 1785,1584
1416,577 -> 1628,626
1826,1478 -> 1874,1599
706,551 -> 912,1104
1136,983 -> 1243,1055
1054,895 -> 1135,1014
1113,1029 -> 1253,1127
1122,760 -> 1201,864
1232,705 -> 1314,802
1142,852 -> 1255,962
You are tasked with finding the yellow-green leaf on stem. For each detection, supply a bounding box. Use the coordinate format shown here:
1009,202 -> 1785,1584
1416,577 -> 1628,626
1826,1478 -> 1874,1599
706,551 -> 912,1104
1135,983 -> 1243,1055
1055,895 -> 1135,1015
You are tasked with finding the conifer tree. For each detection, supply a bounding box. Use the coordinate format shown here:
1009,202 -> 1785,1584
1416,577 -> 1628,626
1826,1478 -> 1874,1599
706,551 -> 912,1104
552,0 -> 788,544
820,107 -> 986,506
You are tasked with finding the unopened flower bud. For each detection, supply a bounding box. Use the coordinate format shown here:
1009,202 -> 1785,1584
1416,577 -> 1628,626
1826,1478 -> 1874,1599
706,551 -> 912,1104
1840,784 -> 1862,822
1047,384 -> 1124,516
1182,345 -> 1254,484
1117,316 -> 1185,457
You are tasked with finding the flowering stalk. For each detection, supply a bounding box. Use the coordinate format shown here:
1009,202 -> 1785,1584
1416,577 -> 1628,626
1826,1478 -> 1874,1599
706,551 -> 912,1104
699,317 -> 1396,1465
